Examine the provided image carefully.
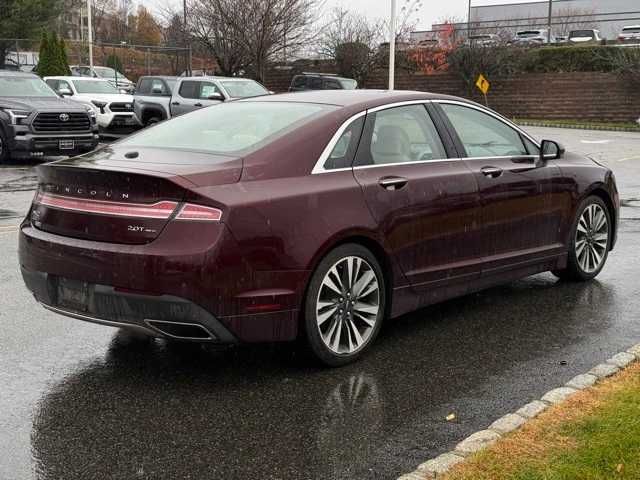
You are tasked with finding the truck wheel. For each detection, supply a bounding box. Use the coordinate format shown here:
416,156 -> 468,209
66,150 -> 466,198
0,129 -> 10,164
146,116 -> 161,127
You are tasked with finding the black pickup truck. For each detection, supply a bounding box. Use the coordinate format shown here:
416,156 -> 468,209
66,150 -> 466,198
0,70 -> 100,163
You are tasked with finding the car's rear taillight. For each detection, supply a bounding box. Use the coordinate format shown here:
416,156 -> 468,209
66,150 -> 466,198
174,203 -> 222,222
34,192 -> 179,219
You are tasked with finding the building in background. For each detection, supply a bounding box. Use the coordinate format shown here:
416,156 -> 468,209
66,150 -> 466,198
413,0 -> 640,43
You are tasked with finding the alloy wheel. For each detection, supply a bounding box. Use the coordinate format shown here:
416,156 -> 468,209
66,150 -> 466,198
316,256 -> 380,355
575,203 -> 609,273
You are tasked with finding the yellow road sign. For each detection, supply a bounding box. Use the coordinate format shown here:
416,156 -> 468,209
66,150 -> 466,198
475,74 -> 490,95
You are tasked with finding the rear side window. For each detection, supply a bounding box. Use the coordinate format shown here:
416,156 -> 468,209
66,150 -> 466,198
309,77 -> 323,89
292,76 -> 307,88
119,102 -> 336,157
324,79 -> 342,90
323,117 -> 365,170
440,104 -> 528,157
179,80 -> 199,99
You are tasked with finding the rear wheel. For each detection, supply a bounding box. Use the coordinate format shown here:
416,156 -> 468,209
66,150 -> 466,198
303,244 -> 386,367
553,195 -> 611,281
0,129 -> 10,164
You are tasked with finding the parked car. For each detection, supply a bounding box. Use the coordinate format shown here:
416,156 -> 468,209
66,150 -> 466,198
70,65 -> 135,94
0,71 -> 99,163
568,29 -> 602,45
19,90 -> 619,366
511,29 -> 555,45
466,33 -> 500,47
289,73 -> 358,92
618,25 -> 640,44
134,75 -> 270,126
44,76 -> 139,135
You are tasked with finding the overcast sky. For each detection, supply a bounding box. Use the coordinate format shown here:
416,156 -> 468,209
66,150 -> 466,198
143,0 -> 535,31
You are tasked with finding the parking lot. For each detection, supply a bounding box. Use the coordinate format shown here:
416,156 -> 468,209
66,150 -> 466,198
1,126 -> 639,479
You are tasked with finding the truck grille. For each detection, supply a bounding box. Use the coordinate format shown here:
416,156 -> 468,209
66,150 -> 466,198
33,112 -> 91,132
110,102 -> 134,112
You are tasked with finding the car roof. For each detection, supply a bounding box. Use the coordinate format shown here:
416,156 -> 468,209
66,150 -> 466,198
140,75 -> 178,80
0,70 -> 38,78
622,25 -> 640,29
179,76 -> 258,82
294,73 -> 355,81
45,76 -> 108,81
240,89 -> 465,110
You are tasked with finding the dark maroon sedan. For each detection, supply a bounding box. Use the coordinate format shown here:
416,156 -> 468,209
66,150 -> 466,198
19,90 -> 619,365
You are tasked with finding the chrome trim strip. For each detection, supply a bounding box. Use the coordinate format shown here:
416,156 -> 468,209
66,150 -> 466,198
41,303 -> 159,336
352,157 -> 459,171
366,99 -> 432,113
432,99 -> 541,149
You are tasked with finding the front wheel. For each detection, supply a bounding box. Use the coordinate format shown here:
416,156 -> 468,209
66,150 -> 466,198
0,129 -> 10,164
553,195 -> 611,281
303,244 -> 386,367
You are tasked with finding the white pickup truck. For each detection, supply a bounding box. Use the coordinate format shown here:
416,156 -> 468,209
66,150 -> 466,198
133,75 -> 272,127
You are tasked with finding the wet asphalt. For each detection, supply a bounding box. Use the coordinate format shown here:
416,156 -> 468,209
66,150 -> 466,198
1,127 -> 640,480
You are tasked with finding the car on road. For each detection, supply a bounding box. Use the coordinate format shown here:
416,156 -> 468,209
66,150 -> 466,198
289,73 -> 358,92
511,29 -> 555,45
134,75 -> 270,126
465,34 -> 500,47
618,25 -> 640,44
19,90 -> 619,366
568,29 -> 602,45
44,76 -> 140,135
0,71 -> 99,163
70,65 -> 135,94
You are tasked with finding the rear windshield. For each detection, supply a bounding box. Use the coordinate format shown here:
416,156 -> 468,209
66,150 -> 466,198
219,80 -> 269,98
0,76 -> 57,97
622,26 -> 640,33
517,31 -> 543,37
118,101 -> 335,156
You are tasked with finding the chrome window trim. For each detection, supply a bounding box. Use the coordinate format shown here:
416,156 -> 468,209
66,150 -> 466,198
311,99 -> 542,175
432,99 -> 541,149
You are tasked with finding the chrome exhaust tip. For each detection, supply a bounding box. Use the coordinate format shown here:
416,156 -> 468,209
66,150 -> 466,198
144,319 -> 216,341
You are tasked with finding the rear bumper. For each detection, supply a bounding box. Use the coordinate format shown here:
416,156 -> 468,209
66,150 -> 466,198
18,221 -> 304,343
21,266 -> 237,342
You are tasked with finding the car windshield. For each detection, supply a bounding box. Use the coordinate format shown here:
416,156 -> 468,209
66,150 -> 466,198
570,30 -> 595,37
339,79 -> 358,89
72,80 -> 119,94
118,101 -> 335,157
0,76 -> 57,97
93,67 -> 126,80
219,80 -> 269,98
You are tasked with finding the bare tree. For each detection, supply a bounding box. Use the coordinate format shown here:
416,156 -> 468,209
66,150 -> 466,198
316,7 -> 383,85
553,8 -> 598,37
188,0 -> 321,81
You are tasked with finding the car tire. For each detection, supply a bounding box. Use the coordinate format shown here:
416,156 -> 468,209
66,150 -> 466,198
146,116 -> 161,127
0,129 -> 10,164
553,195 -> 611,281
303,244 -> 386,367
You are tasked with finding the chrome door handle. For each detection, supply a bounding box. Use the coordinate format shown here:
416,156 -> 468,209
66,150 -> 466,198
378,176 -> 408,190
481,166 -> 503,178
171,101 -> 180,106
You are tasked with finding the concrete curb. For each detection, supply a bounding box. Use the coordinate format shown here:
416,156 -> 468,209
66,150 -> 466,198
397,342 -> 640,480
515,120 -> 640,133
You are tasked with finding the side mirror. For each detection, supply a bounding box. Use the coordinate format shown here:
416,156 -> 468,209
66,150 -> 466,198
207,93 -> 224,101
58,88 -> 72,96
540,139 -> 565,161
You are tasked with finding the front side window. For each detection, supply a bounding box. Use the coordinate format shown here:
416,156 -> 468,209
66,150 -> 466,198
119,102 -> 336,158
440,104 -> 528,157
357,104 -> 446,166
199,82 -> 221,99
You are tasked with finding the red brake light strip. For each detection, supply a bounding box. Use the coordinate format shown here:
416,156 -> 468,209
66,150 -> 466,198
36,193 -> 178,219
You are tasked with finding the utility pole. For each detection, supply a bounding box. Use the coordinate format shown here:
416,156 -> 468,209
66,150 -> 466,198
547,0 -> 553,43
183,0 -> 191,76
467,0 -> 472,40
389,0 -> 396,90
87,0 -> 93,69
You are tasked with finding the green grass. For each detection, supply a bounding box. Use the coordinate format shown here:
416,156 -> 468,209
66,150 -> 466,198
443,362 -> 640,480
513,118 -> 640,132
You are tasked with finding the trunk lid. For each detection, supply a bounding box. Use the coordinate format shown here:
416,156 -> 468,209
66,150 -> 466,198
31,146 -> 241,244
